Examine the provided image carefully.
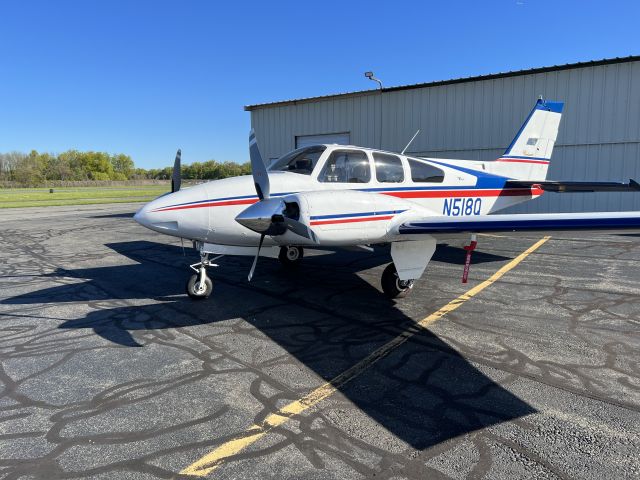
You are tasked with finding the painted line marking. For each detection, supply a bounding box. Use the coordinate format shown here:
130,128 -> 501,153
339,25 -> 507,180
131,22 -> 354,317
179,235 -> 551,477
478,233 -> 510,238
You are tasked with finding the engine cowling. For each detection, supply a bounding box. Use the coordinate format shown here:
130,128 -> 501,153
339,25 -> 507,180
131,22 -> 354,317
277,190 -> 417,246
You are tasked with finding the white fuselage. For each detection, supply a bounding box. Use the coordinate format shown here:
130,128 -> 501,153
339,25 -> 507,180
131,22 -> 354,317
134,145 -> 543,248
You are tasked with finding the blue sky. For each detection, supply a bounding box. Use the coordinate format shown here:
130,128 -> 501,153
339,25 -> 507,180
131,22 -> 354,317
1,1 -> 638,169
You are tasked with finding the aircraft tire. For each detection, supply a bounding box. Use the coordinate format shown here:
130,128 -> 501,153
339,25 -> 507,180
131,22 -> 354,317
186,274 -> 213,299
381,263 -> 414,299
279,246 -> 304,267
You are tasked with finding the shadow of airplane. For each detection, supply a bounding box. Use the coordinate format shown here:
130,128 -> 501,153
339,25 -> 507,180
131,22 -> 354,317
433,243 -> 511,265
89,212 -> 135,219
614,233 -> 640,237
3,240 -> 535,449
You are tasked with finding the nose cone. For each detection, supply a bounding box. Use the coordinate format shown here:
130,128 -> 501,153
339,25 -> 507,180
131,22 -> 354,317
134,185 -> 209,240
134,196 -> 180,233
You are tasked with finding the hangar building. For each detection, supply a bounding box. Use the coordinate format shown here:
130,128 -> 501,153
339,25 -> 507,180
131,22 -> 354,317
245,56 -> 640,213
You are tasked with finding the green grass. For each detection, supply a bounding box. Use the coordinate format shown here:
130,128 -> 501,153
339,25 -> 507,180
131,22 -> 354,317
0,185 -> 170,208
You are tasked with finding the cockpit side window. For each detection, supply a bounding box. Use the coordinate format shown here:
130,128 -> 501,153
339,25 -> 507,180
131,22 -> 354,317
319,150 -> 371,183
269,146 -> 327,175
373,152 -> 404,183
408,158 -> 445,183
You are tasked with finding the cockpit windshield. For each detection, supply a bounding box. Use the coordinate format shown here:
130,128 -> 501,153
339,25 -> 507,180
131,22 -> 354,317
269,145 -> 327,175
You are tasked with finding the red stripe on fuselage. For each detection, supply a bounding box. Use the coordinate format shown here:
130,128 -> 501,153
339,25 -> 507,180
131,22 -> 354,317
153,198 -> 257,212
310,215 -> 394,226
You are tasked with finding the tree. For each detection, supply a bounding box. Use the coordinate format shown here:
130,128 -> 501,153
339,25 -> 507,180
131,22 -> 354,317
111,154 -> 135,179
0,152 -> 27,181
82,152 -> 115,180
12,151 -> 46,186
43,153 -> 70,180
0,148 -> 251,185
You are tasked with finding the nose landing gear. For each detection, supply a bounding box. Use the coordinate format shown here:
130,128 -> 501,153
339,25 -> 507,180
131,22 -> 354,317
186,251 -> 219,299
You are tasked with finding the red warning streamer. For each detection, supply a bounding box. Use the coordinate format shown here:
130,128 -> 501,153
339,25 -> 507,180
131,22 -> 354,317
462,237 -> 477,284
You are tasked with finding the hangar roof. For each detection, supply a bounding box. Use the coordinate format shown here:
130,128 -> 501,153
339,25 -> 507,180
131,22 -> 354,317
244,56 -> 640,111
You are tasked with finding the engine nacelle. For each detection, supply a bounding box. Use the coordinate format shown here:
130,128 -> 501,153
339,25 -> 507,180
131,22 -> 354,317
277,190 -> 418,246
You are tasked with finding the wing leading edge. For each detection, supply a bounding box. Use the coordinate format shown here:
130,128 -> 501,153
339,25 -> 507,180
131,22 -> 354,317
399,212 -> 640,234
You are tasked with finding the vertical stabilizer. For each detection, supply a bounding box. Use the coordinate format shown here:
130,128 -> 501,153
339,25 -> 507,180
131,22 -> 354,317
496,99 -> 564,180
502,99 -> 564,161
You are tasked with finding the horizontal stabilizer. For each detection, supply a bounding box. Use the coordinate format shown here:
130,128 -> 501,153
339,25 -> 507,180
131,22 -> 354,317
399,212 -> 640,234
505,179 -> 640,193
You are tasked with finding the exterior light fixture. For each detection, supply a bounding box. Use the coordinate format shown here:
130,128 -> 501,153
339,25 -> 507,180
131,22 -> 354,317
365,71 -> 383,89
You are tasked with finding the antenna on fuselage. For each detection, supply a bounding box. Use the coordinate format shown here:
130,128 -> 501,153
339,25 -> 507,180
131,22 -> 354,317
401,129 -> 420,155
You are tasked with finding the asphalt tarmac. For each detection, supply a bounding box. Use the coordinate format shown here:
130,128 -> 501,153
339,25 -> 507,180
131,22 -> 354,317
0,203 -> 638,479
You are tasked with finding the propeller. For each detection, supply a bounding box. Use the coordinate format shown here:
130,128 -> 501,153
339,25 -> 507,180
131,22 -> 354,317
247,234 -> 265,282
237,130 -> 317,281
249,130 -> 269,200
171,149 -> 182,193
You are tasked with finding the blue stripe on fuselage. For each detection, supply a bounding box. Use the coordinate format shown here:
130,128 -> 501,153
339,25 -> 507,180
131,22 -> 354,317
423,160 -> 509,189
310,209 -> 406,220
399,217 -> 640,234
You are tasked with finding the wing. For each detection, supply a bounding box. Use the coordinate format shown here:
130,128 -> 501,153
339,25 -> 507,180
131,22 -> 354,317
398,212 -> 640,234
505,179 -> 640,193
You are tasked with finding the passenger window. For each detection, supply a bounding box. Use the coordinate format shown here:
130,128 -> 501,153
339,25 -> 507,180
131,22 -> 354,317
373,153 -> 404,183
408,159 -> 445,183
320,150 -> 371,183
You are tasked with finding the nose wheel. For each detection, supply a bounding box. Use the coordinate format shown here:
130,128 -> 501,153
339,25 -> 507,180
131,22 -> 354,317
186,250 -> 219,300
186,273 -> 212,299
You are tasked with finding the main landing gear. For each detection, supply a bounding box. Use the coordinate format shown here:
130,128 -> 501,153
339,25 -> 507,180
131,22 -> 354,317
279,246 -> 303,268
186,251 -> 219,300
381,263 -> 415,299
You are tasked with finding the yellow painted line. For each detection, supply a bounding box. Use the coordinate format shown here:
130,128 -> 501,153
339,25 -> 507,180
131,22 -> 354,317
180,236 -> 551,477
478,233 -> 510,238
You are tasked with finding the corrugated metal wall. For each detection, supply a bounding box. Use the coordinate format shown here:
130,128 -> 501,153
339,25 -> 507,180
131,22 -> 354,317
250,60 -> 640,213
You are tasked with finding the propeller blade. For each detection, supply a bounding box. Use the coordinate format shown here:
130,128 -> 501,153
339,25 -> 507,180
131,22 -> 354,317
171,149 -> 182,193
284,217 -> 318,243
249,130 -> 270,200
248,234 -> 265,281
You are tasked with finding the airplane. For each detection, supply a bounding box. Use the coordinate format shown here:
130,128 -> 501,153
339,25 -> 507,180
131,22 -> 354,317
134,98 -> 640,300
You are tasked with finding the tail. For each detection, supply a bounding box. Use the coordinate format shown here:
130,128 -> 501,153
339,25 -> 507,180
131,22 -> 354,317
496,98 -> 564,180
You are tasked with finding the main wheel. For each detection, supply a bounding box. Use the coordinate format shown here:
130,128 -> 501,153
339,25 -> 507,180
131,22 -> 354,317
279,246 -> 304,268
186,273 -> 213,300
381,263 -> 414,299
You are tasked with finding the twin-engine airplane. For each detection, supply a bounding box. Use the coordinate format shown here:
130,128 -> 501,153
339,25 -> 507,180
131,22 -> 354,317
134,99 -> 640,299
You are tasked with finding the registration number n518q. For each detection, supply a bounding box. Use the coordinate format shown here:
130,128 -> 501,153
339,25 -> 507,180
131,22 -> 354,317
443,198 -> 482,216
